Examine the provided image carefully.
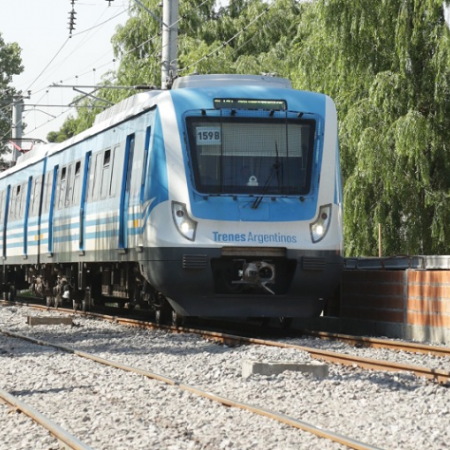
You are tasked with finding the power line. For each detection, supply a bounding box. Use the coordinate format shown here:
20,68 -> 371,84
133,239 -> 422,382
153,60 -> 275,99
24,39 -> 71,93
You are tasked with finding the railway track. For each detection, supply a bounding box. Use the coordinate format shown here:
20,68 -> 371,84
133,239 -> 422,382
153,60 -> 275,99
3,299 -> 450,384
2,300 -> 450,448
0,326 -> 382,450
298,330 -> 450,358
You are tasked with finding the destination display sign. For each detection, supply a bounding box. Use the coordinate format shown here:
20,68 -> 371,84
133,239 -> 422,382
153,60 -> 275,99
213,98 -> 287,111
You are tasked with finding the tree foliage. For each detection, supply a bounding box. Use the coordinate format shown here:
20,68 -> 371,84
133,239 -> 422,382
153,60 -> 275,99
294,0 -> 450,255
0,32 -> 23,155
51,0 -> 450,255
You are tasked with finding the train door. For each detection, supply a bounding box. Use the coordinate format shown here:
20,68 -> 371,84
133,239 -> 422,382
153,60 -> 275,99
118,134 -> 135,252
1,186 -> 10,260
79,152 -> 91,253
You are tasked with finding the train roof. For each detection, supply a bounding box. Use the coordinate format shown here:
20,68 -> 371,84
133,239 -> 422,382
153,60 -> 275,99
2,75 -> 295,179
172,74 -> 292,89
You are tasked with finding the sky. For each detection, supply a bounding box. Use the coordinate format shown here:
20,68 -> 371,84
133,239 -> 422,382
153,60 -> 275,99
0,0 -> 131,146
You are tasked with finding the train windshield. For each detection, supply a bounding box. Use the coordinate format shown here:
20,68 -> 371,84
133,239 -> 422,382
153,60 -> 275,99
186,115 -> 316,195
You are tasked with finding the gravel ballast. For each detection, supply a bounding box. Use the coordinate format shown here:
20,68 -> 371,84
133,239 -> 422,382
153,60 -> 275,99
0,305 -> 449,450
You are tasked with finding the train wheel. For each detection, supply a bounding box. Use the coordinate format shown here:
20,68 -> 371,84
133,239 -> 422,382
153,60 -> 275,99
155,309 -> 164,325
82,288 -> 92,312
7,285 -> 16,302
171,310 -> 184,327
54,295 -> 62,309
155,307 -> 171,325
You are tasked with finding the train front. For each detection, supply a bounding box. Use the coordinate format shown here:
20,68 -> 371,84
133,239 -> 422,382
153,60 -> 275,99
144,75 -> 343,319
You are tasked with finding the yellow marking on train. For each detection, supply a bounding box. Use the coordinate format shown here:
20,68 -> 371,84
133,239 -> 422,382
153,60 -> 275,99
134,219 -> 139,228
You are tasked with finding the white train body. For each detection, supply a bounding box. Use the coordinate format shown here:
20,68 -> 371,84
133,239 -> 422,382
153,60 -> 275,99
0,74 -> 343,318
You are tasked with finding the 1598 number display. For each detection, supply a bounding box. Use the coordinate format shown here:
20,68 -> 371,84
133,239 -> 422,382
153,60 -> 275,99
196,127 -> 221,145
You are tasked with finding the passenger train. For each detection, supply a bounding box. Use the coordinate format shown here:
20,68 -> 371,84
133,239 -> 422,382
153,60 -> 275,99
0,74 -> 343,324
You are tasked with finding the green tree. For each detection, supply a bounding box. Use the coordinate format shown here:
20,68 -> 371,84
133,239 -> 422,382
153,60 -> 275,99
0,32 -> 23,155
46,115 -> 78,143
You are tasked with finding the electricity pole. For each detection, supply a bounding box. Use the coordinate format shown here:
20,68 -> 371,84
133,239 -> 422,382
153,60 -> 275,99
130,0 -> 178,89
161,0 -> 178,89
11,95 -> 24,163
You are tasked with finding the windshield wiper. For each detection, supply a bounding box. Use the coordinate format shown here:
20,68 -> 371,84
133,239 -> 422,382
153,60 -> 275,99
251,142 -> 282,209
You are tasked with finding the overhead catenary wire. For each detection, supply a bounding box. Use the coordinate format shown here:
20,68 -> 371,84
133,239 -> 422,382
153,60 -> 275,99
24,38 -> 71,94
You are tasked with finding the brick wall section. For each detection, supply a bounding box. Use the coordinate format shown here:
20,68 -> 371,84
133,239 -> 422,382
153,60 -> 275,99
341,271 -> 405,323
407,271 -> 450,327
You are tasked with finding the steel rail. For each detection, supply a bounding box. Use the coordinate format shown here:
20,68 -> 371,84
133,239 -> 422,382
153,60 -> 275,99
298,330 -> 450,358
0,387 -> 94,450
0,328 -> 383,450
186,329 -> 450,384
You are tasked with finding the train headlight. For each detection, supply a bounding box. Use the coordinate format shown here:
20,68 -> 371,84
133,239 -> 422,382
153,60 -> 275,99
172,202 -> 197,241
310,204 -> 332,243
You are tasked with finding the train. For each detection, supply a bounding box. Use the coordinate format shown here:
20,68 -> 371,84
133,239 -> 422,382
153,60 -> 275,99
0,74 -> 343,325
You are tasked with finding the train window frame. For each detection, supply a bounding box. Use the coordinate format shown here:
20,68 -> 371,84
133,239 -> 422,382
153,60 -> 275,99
10,184 -> 21,220
19,182 -> 26,219
65,164 -> 73,207
90,152 -> 103,202
140,126 -> 151,202
43,171 -> 53,214
109,144 -> 121,198
30,177 -> 42,216
100,148 -> 112,199
185,114 -> 316,196
8,188 -> 14,220
58,166 -> 67,209
0,190 -> 5,224
71,160 -> 82,205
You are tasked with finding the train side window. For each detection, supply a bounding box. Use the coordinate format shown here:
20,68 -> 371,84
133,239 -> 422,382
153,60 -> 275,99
10,185 -> 21,220
43,172 -> 53,213
100,149 -> 111,199
88,153 -> 103,201
31,178 -> 42,216
140,126 -> 151,201
65,164 -> 73,207
8,188 -> 15,220
17,184 -> 24,219
15,185 -> 21,219
72,160 -> 82,205
0,190 -> 4,224
87,154 -> 97,202
8,190 -> 14,221
58,167 -> 67,209
20,182 -> 27,219
109,145 -> 121,197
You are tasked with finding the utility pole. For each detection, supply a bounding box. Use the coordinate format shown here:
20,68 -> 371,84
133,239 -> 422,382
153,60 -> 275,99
131,0 -> 178,89
161,0 -> 178,89
11,95 -> 24,164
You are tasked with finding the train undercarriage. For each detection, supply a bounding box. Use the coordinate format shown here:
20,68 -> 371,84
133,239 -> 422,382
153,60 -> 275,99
0,262 -> 178,324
